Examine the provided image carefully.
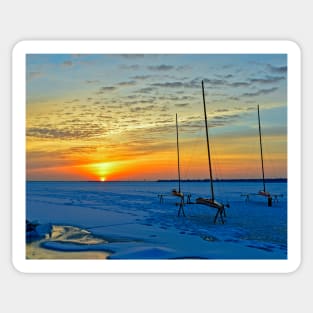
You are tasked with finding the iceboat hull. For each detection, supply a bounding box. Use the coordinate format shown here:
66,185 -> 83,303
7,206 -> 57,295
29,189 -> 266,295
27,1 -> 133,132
172,189 -> 184,198
196,197 -> 226,224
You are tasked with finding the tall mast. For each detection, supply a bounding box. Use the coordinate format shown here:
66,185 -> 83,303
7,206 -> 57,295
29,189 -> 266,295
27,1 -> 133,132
257,104 -> 266,192
202,80 -> 214,200
176,113 -> 181,193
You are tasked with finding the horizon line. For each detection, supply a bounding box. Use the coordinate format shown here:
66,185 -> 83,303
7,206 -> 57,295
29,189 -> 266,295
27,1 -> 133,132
26,178 -> 287,183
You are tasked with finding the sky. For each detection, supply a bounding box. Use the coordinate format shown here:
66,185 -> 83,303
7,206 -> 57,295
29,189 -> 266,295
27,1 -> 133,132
26,53 -> 287,181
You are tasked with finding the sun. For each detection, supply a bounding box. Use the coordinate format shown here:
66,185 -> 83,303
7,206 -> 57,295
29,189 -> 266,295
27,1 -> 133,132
100,177 -> 106,182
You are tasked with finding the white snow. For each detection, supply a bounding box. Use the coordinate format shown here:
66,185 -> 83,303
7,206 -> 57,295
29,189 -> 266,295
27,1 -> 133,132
26,180 -> 287,260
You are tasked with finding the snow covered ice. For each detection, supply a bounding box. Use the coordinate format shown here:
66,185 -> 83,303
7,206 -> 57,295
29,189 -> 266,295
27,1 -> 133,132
26,180 -> 287,260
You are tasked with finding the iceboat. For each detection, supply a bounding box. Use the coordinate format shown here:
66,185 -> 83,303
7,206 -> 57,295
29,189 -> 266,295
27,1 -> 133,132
195,80 -> 228,224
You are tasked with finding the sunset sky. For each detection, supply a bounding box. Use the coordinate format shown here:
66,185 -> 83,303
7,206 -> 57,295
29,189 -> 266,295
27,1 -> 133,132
26,53 -> 287,181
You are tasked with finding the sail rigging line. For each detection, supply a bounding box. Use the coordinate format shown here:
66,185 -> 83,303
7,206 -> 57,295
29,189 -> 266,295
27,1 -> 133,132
182,117 -> 205,180
257,105 -> 284,190
210,144 -> 224,196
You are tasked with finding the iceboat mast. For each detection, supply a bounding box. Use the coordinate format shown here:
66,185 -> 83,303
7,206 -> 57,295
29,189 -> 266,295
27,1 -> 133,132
257,104 -> 266,193
173,113 -> 185,217
176,113 -> 181,194
202,80 -> 214,200
196,81 -> 227,224
241,105 -> 275,207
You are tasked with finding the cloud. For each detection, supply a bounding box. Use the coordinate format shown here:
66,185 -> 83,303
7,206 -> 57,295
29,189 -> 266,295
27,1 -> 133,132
175,103 -> 189,107
228,96 -> 240,101
27,144 -> 101,170
249,76 -> 285,84
86,80 -> 100,84
174,110 -> 243,132
228,82 -> 250,87
203,78 -> 227,86
96,86 -> 117,94
68,146 -> 98,154
137,87 -> 156,93
64,99 -> 80,104
147,65 -> 174,71
120,64 -> 140,70
177,65 -> 192,71
130,105 -> 156,113
27,127 -> 71,139
62,60 -> 73,67
267,64 -> 287,73
28,71 -> 42,80
151,81 -> 184,88
131,75 -> 152,80
215,73 -> 233,80
241,87 -> 278,97
27,118 -> 105,140
98,138 -> 176,162
118,80 -> 136,86
202,71 -> 285,91
124,98 -> 156,106
224,74 -> 233,79
100,86 -> 116,91
215,108 -> 230,113
26,151 -> 74,170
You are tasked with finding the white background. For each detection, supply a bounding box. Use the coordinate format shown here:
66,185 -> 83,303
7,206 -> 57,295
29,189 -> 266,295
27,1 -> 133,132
1,1 -> 310,312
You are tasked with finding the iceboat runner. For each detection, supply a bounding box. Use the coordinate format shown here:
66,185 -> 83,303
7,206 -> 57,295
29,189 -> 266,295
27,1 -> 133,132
195,80 -> 229,224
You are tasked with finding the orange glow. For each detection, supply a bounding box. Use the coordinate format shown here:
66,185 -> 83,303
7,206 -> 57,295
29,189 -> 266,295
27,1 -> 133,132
76,162 -> 123,181
26,143 -> 287,181
25,121 -> 287,181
